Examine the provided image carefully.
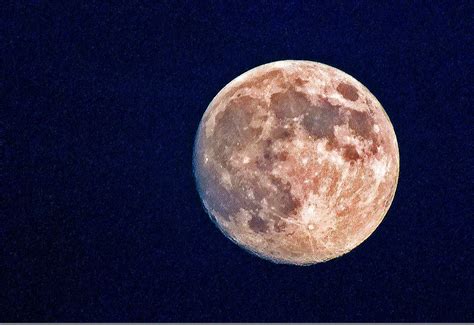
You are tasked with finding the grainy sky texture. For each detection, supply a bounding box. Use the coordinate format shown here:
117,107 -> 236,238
2,1 -> 473,322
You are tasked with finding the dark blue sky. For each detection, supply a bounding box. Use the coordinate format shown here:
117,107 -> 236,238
3,1 -> 473,322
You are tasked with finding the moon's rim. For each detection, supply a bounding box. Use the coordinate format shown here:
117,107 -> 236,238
193,59 -> 400,265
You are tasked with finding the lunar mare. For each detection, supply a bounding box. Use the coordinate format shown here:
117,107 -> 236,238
193,60 -> 399,265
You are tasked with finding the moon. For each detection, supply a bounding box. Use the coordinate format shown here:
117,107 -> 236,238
193,60 -> 399,265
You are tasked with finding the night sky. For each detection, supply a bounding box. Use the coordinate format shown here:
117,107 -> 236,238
3,1 -> 473,322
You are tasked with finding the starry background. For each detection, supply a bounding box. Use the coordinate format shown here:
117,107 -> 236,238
2,1 -> 473,322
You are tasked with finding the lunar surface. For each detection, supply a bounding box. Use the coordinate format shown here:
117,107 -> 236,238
193,60 -> 399,265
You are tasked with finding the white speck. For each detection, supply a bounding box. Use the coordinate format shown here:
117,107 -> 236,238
316,141 -> 325,153
372,158 -> 387,181
294,139 -> 304,149
242,156 -> 250,164
302,157 -> 309,165
374,124 -> 380,133
221,171 -> 232,187
300,193 -> 337,234
301,202 -> 316,223
329,153 -> 344,166
308,224 -> 315,230
247,190 -> 255,199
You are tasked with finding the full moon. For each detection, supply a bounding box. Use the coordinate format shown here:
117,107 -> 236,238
193,60 -> 399,265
